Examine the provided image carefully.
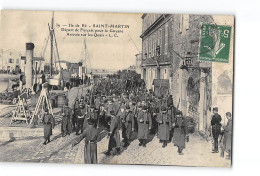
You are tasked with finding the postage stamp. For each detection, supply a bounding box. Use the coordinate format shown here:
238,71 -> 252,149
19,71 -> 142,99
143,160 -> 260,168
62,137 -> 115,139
199,23 -> 232,63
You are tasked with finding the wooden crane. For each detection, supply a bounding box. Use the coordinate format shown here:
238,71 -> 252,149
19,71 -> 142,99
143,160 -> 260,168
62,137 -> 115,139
30,83 -> 54,125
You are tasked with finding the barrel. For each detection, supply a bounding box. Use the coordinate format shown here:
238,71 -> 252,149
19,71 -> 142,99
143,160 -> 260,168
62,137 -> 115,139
57,95 -> 66,108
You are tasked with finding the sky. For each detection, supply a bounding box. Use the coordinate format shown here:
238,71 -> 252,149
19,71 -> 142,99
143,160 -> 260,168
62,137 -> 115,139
0,10 -> 142,70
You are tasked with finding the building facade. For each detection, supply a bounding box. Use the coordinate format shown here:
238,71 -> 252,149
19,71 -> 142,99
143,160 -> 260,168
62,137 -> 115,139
0,49 -> 21,72
140,14 -> 172,91
141,14 -> 214,134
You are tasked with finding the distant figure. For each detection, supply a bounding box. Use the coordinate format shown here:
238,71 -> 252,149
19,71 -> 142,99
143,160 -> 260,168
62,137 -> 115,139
42,108 -> 55,145
41,73 -> 46,84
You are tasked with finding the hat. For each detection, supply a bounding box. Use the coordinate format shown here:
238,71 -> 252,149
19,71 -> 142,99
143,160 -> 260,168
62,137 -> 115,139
213,107 -> 218,112
142,106 -> 147,110
162,106 -> 167,111
176,110 -> 183,116
90,105 -> 95,109
88,118 -> 96,125
126,105 -> 130,110
110,110 -> 115,116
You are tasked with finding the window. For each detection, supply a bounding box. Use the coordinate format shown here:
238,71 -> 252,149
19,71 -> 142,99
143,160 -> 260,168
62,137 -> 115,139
8,58 -> 13,63
165,23 -> 169,54
16,59 -> 19,64
180,14 -> 189,34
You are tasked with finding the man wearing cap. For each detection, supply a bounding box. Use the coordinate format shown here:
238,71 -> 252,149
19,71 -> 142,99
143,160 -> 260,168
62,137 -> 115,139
72,98 -> 80,131
42,108 -> 55,145
76,102 -> 86,135
94,95 -> 101,113
157,106 -> 172,148
137,106 -> 152,147
106,110 -> 121,155
105,98 -> 116,117
172,111 -> 188,155
121,105 -> 135,147
211,107 -> 222,153
72,118 -> 107,164
83,105 -> 98,131
61,99 -> 73,137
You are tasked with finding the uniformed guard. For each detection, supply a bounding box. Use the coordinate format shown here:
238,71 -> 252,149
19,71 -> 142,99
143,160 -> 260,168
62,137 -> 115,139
61,99 -> 73,137
172,111 -> 188,155
72,118 -> 107,164
42,108 -> 55,145
137,106 -> 152,147
211,107 -> 222,153
157,106 -> 172,148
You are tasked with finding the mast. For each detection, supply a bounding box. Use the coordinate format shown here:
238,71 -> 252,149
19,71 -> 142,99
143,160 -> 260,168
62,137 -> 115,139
84,38 -> 87,74
50,11 -> 54,76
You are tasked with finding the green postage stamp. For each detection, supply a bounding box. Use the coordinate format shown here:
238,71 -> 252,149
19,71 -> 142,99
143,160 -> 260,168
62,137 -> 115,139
199,23 -> 232,63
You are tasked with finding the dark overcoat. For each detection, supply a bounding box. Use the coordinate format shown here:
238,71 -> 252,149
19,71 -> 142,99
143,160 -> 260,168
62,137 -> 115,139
172,117 -> 187,148
61,106 -> 73,134
74,126 -> 107,164
157,112 -> 172,141
42,113 -> 55,139
137,111 -> 152,140
121,111 -> 135,139
108,116 -> 121,150
223,119 -> 232,151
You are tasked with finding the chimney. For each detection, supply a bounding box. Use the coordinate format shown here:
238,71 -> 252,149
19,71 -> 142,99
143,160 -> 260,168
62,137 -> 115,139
25,43 -> 34,89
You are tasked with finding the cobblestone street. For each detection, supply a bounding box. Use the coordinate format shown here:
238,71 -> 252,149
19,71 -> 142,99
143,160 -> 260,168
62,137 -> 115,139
0,126 -> 231,167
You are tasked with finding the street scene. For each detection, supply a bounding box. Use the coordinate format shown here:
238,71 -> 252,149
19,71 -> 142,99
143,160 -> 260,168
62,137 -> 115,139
0,11 -> 234,167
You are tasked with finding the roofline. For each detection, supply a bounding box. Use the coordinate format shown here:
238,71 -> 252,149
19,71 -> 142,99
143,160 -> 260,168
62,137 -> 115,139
140,14 -> 171,38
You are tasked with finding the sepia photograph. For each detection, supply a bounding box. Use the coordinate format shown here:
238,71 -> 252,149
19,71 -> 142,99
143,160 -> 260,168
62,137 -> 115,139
0,10 -> 234,167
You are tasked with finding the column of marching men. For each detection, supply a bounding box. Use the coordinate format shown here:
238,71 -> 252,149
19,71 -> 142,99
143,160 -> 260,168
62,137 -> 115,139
52,77 -> 190,164
41,78 -> 231,164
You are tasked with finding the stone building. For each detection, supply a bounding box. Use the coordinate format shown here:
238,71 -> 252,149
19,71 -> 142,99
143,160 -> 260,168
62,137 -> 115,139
140,14 -> 172,92
0,49 -> 21,72
141,13 -> 214,133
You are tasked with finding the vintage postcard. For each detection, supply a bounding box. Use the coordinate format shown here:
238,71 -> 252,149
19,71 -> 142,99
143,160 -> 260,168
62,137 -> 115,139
0,10 -> 234,167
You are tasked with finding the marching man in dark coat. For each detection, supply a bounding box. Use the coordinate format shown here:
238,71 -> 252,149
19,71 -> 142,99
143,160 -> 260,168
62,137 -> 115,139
172,111 -> 188,155
42,108 -> 55,145
211,107 -> 222,153
76,102 -> 86,135
72,119 -> 107,164
61,99 -> 73,137
106,110 -> 121,155
137,106 -> 152,147
157,106 -> 172,148
121,105 -> 135,147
